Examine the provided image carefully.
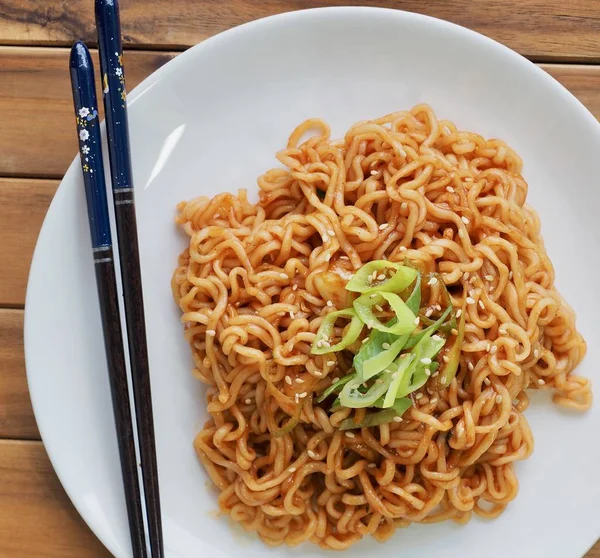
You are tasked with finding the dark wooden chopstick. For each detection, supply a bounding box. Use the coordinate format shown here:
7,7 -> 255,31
94,1 -> 164,556
69,41 -> 148,558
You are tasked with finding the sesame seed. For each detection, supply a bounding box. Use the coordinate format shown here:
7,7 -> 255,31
421,357 -> 432,365
377,274 -> 386,281
478,300 -> 485,310
399,150 -> 407,157
325,254 -> 331,262
428,277 -> 439,286
538,379 -> 545,385
534,349 -> 539,358
245,398 -> 252,404
469,276 -> 477,284
425,308 -> 433,317
285,376 -> 292,385
446,186 -> 455,193
362,338 -> 369,344
292,284 -> 298,291
509,271 -> 513,280
432,371 -> 439,378
327,360 -> 336,366
314,371 -> 323,377
368,462 -> 378,467
485,275 -> 494,281
415,393 -> 423,400
458,230 -> 464,238
466,297 -> 475,305
463,272 -> 470,281
468,362 -> 474,371
461,216 -> 470,225
295,394 -> 299,403
382,342 -> 391,350
400,246 -> 408,252
401,202 -> 408,210
370,170 -> 378,175
289,467 -> 297,473
307,450 -> 316,458
375,304 -> 384,312
495,395 -> 503,404
206,329 -> 216,336
340,255 -> 349,260
322,340 -> 331,347
295,378 -> 304,384
456,309 -> 462,318
414,317 -> 420,325
331,377 -> 340,383
484,377 -> 491,385
322,234 -> 329,243
451,328 -> 459,336
490,346 -> 498,355
393,417 -> 403,423
486,343 -> 492,352
298,392 -> 308,399
379,223 -> 388,230
345,432 -> 355,438
435,304 -> 442,311
327,230 -> 335,236
499,328 -> 507,335
425,368 -> 431,376
326,300 -> 333,307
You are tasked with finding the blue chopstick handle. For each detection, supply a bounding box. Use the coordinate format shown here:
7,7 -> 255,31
95,0 -> 133,193
69,41 -> 112,250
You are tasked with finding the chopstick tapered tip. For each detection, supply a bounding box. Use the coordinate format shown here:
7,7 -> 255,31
70,40 -> 92,71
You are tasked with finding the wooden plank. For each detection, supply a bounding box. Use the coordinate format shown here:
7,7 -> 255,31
0,438 -> 597,556
0,309 -> 38,439
0,178 -> 58,307
0,439 -> 110,558
0,0 -> 599,62
542,64 -> 600,121
0,46 -> 175,178
1,47 -> 600,180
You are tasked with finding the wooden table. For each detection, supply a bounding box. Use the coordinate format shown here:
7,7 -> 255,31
1,1 -> 599,556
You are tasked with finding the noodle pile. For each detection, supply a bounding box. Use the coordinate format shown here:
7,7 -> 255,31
171,105 -> 591,550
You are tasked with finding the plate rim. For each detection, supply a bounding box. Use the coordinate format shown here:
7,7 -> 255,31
24,6 -> 600,558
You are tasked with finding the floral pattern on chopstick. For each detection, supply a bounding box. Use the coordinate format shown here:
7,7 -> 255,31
76,107 -> 98,173
115,51 -> 126,107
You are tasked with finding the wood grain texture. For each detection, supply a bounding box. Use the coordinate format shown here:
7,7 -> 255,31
0,46 -> 175,178
0,0 -> 600,62
0,178 -> 58,306
0,309 -> 38,440
1,47 -> 600,180
0,439 -> 111,558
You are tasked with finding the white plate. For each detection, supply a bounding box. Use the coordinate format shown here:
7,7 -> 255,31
25,7 -> 600,558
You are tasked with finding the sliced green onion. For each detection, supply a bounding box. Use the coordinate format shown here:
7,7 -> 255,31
396,333 -> 446,399
311,309 -> 364,355
405,305 -> 452,350
339,373 -> 393,408
338,397 -> 412,430
440,306 -> 466,387
346,261 -> 418,294
316,373 -> 355,403
382,353 -> 416,407
353,274 -> 422,380
353,292 -> 417,335
356,333 -> 409,381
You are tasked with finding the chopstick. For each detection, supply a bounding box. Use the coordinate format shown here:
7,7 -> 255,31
69,41 -> 148,558
94,1 -> 164,557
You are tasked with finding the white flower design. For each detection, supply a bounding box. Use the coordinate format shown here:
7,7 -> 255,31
79,129 -> 90,141
115,67 -> 123,77
78,107 -> 90,118
82,145 -> 90,155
